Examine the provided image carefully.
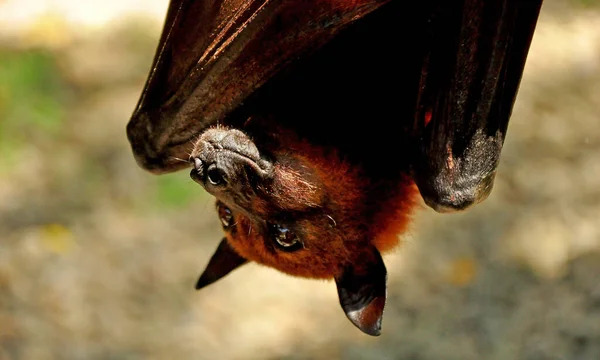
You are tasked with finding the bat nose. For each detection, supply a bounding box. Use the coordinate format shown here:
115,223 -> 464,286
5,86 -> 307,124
206,164 -> 228,186
190,157 -> 229,187
189,128 -> 274,192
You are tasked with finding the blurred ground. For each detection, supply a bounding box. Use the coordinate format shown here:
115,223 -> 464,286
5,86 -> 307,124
1,0 -> 599,359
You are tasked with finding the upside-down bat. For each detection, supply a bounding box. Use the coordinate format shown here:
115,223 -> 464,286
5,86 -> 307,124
126,0 -> 542,335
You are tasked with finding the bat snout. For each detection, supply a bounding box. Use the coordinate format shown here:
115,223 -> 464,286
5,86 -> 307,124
189,128 -> 274,197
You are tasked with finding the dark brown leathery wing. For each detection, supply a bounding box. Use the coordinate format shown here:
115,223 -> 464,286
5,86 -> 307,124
410,0 -> 543,212
126,0 -> 390,174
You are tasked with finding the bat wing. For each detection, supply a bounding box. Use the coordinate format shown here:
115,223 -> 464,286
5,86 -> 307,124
410,0 -> 543,212
126,0 -> 390,174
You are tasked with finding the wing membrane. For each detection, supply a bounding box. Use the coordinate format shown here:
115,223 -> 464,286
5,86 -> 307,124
127,0 -> 390,173
410,0 -> 543,212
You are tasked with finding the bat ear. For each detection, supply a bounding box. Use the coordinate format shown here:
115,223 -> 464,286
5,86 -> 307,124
195,238 -> 248,290
335,246 -> 387,336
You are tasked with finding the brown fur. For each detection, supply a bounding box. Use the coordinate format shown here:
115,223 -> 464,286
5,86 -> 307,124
204,122 -> 418,280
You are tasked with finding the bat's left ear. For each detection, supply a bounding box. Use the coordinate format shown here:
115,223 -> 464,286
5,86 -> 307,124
335,246 -> 387,336
195,238 -> 248,290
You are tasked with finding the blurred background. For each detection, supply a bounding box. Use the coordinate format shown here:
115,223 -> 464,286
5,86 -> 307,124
1,0 -> 599,359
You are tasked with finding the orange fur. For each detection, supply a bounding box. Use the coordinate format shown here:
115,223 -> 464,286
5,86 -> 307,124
215,122 -> 418,280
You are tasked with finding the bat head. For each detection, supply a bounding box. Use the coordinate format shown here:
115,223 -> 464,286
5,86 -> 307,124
189,125 -> 417,335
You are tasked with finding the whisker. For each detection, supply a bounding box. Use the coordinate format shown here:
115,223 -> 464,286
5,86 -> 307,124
326,215 -> 337,227
170,156 -> 190,163
190,133 -> 202,147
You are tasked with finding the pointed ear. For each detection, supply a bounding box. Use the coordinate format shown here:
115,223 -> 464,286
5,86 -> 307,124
195,238 -> 248,290
335,246 -> 387,336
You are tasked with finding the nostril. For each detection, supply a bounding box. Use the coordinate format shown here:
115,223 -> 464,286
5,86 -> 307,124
193,157 -> 203,171
207,165 -> 228,186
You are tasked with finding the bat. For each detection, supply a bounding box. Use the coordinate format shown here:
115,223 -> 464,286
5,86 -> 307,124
126,0 -> 543,336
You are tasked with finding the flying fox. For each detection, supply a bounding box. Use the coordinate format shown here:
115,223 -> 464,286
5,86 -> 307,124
126,0 -> 543,335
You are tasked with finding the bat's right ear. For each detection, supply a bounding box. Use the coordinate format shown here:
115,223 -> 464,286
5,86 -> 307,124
335,246 -> 387,336
195,238 -> 248,290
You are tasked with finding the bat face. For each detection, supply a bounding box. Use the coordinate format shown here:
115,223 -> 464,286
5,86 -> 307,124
191,125 -> 415,278
191,126 -> 345,279
189,123 -> 417,336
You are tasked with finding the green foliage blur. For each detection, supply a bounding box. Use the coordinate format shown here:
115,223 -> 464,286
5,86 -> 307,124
0,50 -> 68,169
0,34 -> 206,210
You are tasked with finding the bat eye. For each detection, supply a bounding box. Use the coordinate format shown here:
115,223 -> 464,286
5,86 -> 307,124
270,224 -> 303,252
217,203 -> 234,229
